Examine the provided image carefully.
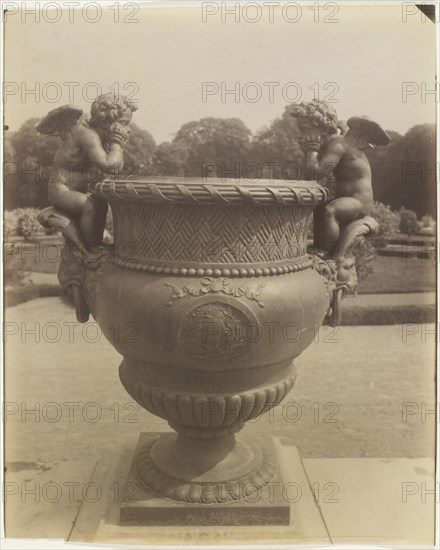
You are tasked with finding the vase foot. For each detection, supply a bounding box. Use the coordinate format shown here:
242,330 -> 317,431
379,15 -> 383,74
120,432 -> 290,526
139,432 -> 275,502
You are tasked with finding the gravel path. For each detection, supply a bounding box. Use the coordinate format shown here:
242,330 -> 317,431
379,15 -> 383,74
5,297 -> 435,463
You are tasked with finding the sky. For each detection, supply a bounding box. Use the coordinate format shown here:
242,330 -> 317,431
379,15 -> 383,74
4,3 -> 437,143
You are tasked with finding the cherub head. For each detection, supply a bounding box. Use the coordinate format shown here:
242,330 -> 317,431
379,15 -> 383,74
291,100 -> 338,139
89,92 -> 138,130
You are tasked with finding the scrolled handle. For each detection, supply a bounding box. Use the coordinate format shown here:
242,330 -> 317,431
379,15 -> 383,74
38,207 -> 88,253
38,207 -> 93,322
312,215 -> 379,326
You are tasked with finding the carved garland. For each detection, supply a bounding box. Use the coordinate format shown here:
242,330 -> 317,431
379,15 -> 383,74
165,278 -> 265,307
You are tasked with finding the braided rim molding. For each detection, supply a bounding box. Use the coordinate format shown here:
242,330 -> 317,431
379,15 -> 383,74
113,255 -> 314,277
93,177 -> 328,206
136,436 -> 276,504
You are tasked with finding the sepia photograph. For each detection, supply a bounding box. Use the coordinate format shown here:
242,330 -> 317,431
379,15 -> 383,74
2,1 -> 438,548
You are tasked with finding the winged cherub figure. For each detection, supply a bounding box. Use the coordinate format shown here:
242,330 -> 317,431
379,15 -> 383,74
291,100 -> 391,255
36,92 -> 137,246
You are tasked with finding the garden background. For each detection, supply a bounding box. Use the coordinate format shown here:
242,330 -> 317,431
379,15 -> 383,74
4,106 -> 436,300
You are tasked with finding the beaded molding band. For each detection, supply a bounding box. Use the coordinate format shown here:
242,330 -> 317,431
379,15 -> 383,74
94,178 -> 328,206
112,255 -> 314,277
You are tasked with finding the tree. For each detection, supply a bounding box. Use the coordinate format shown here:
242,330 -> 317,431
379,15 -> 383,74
398,124 -> 436,217
123,123 -> 157,176
4,132 -> 22,210
399,209 -> 419,238
4,132 -> 15,162
250,105 -> 304,180
10,118 -> 59,208
348,202 -> 399,286
152,142 -> 187,177
369,201 -> 400,248
171,117 -> 252,178
7,118 -> 157,207
366,124 -> 436,217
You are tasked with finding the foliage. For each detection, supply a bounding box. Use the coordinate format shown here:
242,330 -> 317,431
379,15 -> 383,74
399,209 -> 419,237
4,210 -> 18,240
397,125 -> 436,217
152,142 -> 188,177
16,212 -> 41,240
369,201 -> 400,247
351,237 -> 377,285
4,134 -> 15,162
6,111 -> 436,221
10,118 -> 59,208
4,208 -> 55,240
250,105 -> 304,180
4,251 -> 31,287
351,202 -> 401,283
7,119 -> 157,207
366,124 -> 436,217
170,117 -> 252,177
421,214 -> 435,228
123,123 -> 157,176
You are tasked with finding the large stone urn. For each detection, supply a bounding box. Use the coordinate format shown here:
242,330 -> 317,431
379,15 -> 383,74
39,176 -> 376,525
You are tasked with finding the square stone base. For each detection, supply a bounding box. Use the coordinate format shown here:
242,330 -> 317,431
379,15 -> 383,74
120,433 -> 290,526
70,433 -> 329,544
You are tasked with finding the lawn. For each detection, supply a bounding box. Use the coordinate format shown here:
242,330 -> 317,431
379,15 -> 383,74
358,254 -> 436,294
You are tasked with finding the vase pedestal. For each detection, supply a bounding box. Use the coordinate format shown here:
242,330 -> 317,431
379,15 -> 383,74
120,433 -> 290,526
69,433 -> 329,543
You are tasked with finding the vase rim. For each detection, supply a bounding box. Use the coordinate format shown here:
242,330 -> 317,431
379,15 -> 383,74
93,176 -> 328,206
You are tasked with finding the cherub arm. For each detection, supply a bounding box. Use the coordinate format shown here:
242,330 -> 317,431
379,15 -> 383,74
77,128 -> 125,174
316,140 -> 345,181
302,137 -> 344,180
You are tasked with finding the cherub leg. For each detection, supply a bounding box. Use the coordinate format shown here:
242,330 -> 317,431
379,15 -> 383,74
314,197 -> 365,256
80,195 -> 108,248
48,184 -> 107,247
73,195 -> 108,248
48,182 -> 88,218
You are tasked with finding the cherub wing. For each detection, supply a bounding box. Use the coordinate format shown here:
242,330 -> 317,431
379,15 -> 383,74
36,105 -> 83,139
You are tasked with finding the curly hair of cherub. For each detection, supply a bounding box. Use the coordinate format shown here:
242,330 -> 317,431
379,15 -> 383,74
291,100 -> 338,134
89,92 -> 138,127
